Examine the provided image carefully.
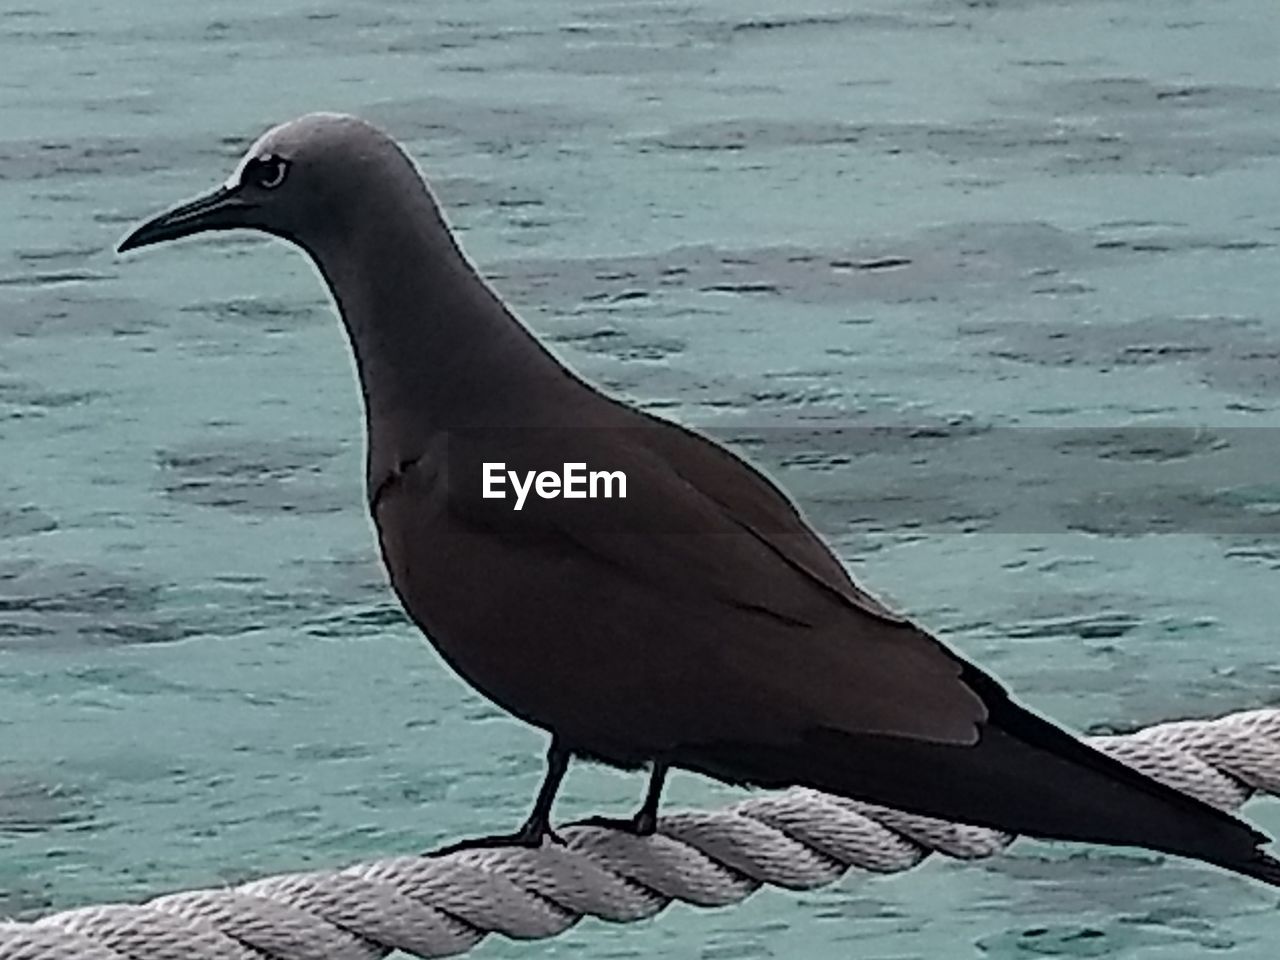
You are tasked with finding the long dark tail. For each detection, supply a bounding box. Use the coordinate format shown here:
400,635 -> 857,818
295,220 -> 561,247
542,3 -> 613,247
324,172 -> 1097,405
677,670 -> 1280,886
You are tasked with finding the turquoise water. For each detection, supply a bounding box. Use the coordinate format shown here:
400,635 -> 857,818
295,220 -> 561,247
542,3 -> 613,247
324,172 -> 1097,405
3,0 -> 1280,955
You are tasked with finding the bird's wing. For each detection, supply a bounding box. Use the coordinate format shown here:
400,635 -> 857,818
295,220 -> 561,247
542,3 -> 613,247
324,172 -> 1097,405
424,416 -> 990,748
625,405 -> 907,624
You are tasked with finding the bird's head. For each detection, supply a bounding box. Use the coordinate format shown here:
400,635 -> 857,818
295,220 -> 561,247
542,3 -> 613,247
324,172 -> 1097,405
117,112 -> 418,255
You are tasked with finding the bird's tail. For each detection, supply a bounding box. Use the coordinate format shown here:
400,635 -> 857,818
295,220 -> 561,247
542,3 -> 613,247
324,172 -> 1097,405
679,669 -> 1280,886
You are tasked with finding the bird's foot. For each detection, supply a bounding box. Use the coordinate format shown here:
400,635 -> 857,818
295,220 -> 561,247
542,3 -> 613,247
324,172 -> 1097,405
430,819 -> 565,857
575,810 -> 658,837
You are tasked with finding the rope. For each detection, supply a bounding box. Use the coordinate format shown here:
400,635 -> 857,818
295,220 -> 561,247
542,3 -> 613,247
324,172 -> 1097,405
4,707 -> 1279,960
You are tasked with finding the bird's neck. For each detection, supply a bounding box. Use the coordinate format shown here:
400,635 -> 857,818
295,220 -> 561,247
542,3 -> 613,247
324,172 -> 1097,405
303,191 -> 580,494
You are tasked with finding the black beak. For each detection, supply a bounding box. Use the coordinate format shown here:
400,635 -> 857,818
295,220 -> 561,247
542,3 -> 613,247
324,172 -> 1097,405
117,184 -> 254,253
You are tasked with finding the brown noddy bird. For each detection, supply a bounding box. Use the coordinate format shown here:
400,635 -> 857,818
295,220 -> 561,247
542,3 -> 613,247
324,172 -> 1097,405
118,113 -> 1280,885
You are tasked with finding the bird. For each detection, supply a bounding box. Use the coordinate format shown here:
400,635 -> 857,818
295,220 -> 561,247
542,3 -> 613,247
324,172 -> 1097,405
118,112 -> 1280,885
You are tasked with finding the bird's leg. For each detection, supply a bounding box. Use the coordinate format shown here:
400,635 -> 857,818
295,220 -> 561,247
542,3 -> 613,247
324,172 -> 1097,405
579,761 -> 669,836
431,739 -> 570,855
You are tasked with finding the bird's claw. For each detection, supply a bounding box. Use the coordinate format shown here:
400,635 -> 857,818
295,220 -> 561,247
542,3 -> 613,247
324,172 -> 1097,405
429,823 -> 565,857
575,812 -> 658,837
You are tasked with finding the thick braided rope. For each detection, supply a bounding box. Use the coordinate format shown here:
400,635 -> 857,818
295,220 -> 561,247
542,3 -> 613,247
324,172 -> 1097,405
4,708 -> 1279,960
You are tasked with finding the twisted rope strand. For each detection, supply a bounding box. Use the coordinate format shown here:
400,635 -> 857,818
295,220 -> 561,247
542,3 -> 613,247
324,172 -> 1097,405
4,708 -> 1279,960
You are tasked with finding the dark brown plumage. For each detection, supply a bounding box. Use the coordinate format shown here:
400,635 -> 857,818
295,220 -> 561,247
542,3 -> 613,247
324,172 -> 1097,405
120,113 -> 1280,887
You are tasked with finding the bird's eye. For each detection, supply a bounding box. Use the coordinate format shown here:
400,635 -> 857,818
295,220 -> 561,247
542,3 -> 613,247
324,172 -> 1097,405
244,155 -> 290,190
